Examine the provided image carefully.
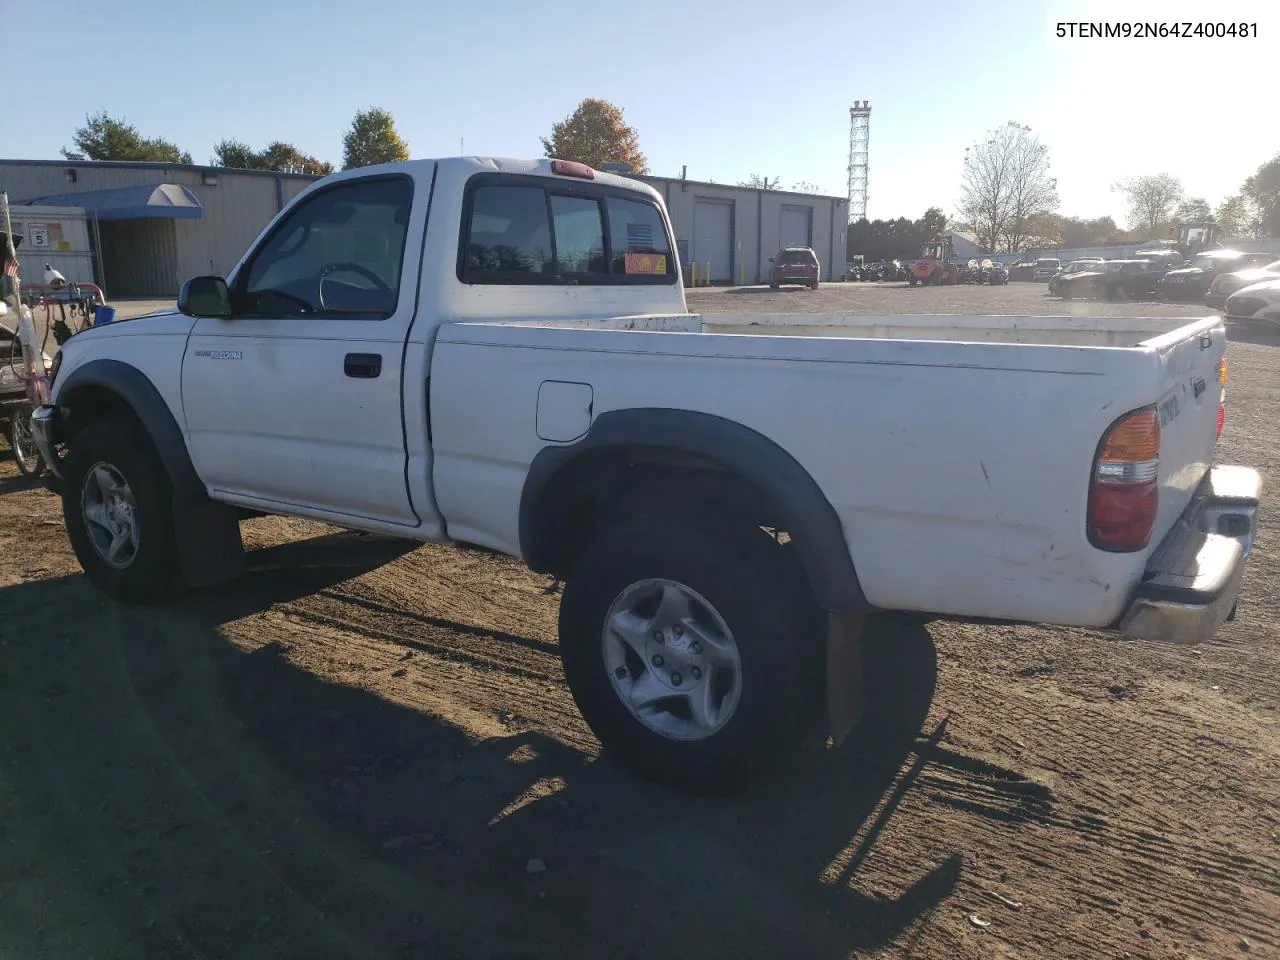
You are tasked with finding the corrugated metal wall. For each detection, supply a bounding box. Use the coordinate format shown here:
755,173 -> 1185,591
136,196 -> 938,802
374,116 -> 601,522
0,161 -> 319,297
100,220 -> 178,297
639,175 -> 846,284
7,204 -> 95,285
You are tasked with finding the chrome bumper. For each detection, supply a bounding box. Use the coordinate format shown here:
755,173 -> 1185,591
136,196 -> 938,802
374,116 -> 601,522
1118,465 -> 1262,644
30,404 -> 62,479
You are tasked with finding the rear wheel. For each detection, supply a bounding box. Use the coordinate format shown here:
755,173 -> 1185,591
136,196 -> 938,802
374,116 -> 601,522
7,407 -> 45,477
559,512 -> 822,794
62,416 -> 180,603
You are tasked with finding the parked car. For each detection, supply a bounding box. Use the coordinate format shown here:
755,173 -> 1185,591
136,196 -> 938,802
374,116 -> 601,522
1060,258 -> 1105,276
1031,258 -> 1062,281
981,260 -> 1010,285
770,247 -> 820,289
1049,259 -> 1167,300
30,156 -> 1262,794
1205,259 -> 1280,311
1224,277 -> 1280,325
1155,250 -> 1277,303
1132,249 -> 1185,272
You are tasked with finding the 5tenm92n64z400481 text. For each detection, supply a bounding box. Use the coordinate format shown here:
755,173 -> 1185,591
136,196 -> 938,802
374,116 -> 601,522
1056,22 -> 1257,39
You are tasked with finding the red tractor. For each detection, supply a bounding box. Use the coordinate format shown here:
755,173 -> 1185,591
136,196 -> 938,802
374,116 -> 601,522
909,239 -> 963,286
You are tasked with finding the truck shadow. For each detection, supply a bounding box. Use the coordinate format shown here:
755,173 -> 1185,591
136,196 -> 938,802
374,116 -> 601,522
0,533 -> 958,960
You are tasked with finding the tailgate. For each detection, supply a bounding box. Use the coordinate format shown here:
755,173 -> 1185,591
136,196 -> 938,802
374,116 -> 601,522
1147,317 -> 1226,545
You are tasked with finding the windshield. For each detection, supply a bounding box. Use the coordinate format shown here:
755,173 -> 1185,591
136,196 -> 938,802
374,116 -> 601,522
1190,255 -> 1234,270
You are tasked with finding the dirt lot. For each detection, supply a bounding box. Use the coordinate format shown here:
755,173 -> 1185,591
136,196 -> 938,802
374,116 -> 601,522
1,281 -> 1277,959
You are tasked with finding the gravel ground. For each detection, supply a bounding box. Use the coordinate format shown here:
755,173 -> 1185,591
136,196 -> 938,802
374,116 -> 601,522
0,281 -> 1276,960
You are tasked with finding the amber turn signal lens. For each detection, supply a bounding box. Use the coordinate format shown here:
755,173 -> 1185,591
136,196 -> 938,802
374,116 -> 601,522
1098,409 -> 1160,463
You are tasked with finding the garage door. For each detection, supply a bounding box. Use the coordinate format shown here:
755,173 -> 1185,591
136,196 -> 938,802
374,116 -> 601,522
692,199 -> 733,284
780,205 -> 813,249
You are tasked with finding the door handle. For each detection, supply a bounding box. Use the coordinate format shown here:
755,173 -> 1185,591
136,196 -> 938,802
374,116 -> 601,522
344,353 -> 382,378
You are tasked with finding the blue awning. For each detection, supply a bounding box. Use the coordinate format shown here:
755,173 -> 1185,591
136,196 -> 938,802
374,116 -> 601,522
19,183 -> 203,220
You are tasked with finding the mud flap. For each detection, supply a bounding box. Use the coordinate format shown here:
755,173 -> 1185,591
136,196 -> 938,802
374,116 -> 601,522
826,612 -> 866,746
174,496 -> 248,588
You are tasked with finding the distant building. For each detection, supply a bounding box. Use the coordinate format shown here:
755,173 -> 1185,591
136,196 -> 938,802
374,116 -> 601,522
0,158 -> 849,298
0,158 -> 317,298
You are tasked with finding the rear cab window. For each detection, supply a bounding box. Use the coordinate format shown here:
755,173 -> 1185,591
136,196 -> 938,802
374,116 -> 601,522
459,174 -> 676,285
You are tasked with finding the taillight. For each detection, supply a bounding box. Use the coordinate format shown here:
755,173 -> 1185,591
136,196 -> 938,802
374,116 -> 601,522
1089,407 -> 1160,552
549,159 -> 595,179
1217,405 -> 1225,436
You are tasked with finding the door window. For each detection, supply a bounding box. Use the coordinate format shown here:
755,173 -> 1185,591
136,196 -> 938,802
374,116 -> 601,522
237,175 -> 413,319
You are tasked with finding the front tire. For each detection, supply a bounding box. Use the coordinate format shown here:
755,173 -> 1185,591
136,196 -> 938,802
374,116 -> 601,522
62,416 -> 180,603
559,513 -> 821,794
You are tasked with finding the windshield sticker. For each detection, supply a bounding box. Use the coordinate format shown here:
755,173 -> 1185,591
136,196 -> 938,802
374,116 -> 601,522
624,253 -> 666,275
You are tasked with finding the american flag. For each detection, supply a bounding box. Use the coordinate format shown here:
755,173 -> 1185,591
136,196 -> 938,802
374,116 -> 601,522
1,191 -> 18,281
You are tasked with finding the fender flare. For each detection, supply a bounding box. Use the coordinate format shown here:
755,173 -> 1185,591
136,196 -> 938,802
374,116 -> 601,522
55,358 -> 204,501
519,408 -> 868,614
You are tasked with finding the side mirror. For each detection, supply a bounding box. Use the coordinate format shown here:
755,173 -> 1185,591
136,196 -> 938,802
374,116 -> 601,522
178,276 -> 232,319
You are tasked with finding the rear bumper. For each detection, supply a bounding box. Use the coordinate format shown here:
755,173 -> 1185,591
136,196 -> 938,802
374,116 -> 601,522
1117,464 -> 1262,644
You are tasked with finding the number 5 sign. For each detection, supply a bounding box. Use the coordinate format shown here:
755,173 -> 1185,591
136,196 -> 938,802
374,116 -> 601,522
27,222 -> 48,248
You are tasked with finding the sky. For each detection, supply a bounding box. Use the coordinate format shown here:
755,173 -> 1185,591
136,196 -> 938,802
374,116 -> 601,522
2,0 -> 1276,228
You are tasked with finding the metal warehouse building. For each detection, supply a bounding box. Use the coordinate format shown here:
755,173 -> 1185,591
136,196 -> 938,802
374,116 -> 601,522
634,174 -> 848,285
0,158 -> 847,297
0,159 -> 317,298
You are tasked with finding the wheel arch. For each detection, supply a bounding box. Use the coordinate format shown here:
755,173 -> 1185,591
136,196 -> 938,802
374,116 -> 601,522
518,408 -> 869,615
55,358 -> 204,500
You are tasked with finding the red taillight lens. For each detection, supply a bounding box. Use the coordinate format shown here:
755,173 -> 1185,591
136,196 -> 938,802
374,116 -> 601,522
1217,404 -> 1225,436
1089,407 -> 1160,552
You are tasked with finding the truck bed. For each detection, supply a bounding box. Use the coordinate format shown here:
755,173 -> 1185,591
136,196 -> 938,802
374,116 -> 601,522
481,312 -> 1211,349
432,311 -> 1225,627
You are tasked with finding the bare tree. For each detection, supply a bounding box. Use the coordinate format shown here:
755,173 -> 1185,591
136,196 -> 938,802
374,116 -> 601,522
1113,174 -> 1184,239
791,180 -> 820,194
739,174 -> 780,189
1000,125 -> 1058,252
959,123 -> 1056,252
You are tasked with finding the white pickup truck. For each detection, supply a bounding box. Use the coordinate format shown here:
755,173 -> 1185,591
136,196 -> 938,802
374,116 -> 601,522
31,157 -> 1261,793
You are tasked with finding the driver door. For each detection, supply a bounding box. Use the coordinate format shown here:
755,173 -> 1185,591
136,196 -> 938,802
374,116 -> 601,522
181,170 -> 428,528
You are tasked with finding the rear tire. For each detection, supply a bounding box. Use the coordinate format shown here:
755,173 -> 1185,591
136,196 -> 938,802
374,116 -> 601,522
559,512 -> 822,794
62,416 -> 180,604
8,407 -> 45,478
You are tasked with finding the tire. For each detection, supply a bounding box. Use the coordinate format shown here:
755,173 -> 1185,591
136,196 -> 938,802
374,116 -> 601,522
811,281 -> 820,290
8,407 -> 46,478
908,276 -> 917,287
61,415 -> 180,603
558,512 -> 822,794
769,282 -> 779,290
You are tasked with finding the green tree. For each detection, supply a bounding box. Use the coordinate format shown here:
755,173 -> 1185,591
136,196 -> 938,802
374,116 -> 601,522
540,98 -> 648,174
1113,173 -> 1183,238
213,139 -> 333,175
1240,153 -> 1280,237
62,111 -> 191,163
1174,197 -> 1213,224
1215,193 -> 1265,239
920,207 -> 947,239
342,107 -> 410,170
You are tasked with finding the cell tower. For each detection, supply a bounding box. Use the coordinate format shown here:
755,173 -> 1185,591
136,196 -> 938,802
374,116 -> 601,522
847,101 -> 871,223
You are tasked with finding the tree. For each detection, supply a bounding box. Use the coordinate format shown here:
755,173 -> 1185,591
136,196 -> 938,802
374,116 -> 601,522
540,98 -> 648,174
1056,215 -> 1121,248
740,174 -> 780,189
791,180 -> 820,194
959,122 -> 1058,253
920,207 -> 947,239
1174,197 -> 1212,224
1113,173 -> 1183,238
342,107 -> 410,170
847,208 -> 951,261
62,111 -> 191,164
1240,153 -> 1280,237
1216,193 -> 1266,239
213,139 -> 333,175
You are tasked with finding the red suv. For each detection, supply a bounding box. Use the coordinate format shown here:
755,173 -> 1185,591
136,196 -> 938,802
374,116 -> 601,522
769,247 -> 821,289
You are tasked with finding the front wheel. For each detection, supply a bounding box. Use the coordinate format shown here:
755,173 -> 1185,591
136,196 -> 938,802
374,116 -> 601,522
62,416 -> 181,603
7,407 -> 46,478
558,513 -> 822,794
